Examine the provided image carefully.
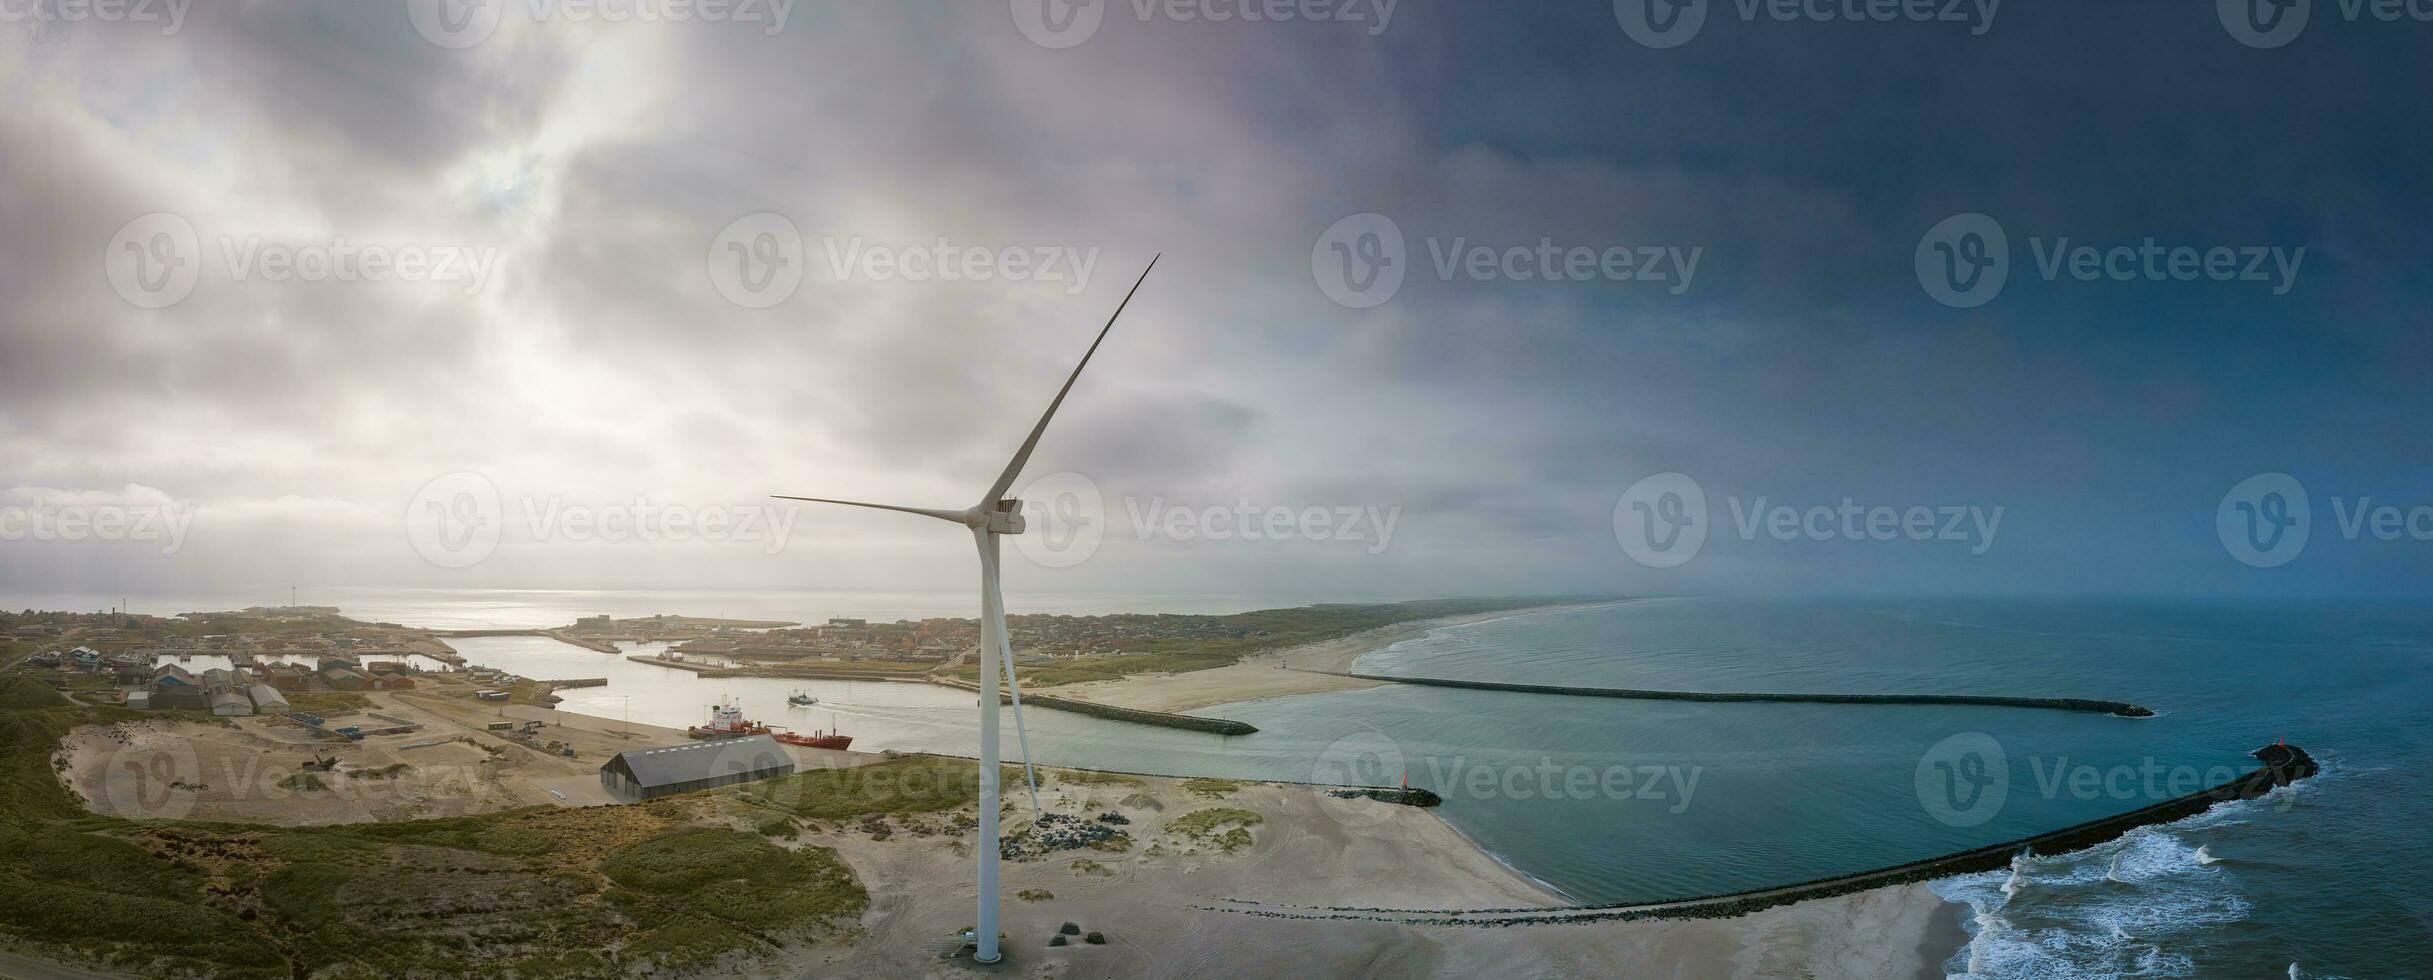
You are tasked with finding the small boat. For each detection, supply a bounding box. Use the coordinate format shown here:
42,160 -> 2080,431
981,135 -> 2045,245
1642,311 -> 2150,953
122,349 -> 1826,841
773,713 -> 852,750
787,689 -> 817,706
686,697 -> 770,739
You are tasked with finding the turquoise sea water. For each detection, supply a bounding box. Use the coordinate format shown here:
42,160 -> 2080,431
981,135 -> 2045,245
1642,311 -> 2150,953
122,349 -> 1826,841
29,591 -> 2424,975
1306,599 -> 2433,977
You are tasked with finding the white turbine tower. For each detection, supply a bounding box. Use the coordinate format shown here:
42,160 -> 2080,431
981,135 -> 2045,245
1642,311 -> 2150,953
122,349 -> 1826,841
774,255 -> 1157,964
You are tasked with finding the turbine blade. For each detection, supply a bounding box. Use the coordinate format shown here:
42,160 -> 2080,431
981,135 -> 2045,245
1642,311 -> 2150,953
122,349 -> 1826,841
981,254 -> 1160,506
1000,620 -> 1041,822
770,495 -> 967,524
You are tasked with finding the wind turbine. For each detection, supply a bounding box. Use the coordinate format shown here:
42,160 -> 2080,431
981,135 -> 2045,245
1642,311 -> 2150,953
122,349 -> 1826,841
774,255 -> 1157,965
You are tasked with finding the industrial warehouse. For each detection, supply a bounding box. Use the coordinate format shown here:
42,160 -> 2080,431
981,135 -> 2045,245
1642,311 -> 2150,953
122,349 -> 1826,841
598,735 -> 798,801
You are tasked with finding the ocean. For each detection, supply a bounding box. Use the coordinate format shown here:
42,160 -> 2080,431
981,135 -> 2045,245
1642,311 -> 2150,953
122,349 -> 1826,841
25,591 -> 2425,976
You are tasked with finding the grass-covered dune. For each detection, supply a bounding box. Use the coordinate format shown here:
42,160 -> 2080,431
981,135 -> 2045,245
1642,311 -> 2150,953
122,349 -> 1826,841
0,676 -> 985,978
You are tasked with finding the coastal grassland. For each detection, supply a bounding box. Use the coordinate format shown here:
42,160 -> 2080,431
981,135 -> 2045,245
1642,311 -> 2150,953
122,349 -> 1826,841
1181,777 -> 1243,799
1166,807 -> 1263,853
1054,769 -> 1142,787
725,754 -> 1015,822
994,598 -> 1576,687
285,691 -> 373,715
0,675 -> 888,978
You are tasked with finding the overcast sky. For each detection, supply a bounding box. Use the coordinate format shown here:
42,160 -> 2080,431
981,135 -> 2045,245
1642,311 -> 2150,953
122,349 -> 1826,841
2,2 -> 2428,605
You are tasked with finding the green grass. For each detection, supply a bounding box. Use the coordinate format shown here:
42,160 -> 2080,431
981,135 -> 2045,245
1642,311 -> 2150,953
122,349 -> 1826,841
601,827 -> 864,931
731,755 -> 1013,821
284,692 -> 371,715
0,674 -> 888,978
1167,807 -> 1264,853
1180,777 -> 1243,799
1054,769 -> 1141,787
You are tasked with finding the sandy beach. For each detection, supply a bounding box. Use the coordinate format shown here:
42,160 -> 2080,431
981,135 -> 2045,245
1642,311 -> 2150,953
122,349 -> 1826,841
1048,601 -> 1622,714
772,769 -> 1959,979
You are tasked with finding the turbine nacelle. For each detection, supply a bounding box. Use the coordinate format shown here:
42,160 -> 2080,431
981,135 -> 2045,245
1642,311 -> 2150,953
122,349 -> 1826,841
980,499 -> 1026,535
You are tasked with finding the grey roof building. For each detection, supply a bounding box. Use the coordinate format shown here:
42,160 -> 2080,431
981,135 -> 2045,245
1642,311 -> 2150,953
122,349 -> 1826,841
243,683 -> 290,714
599,736 -> 796,802
207,687 -> 253,716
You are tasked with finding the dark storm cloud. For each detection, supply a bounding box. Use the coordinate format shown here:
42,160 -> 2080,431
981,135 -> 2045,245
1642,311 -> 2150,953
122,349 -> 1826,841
1,2 -> 2427,598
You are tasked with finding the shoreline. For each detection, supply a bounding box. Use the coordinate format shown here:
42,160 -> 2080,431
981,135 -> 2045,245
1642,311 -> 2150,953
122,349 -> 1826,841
1049,600 -> 1622,714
